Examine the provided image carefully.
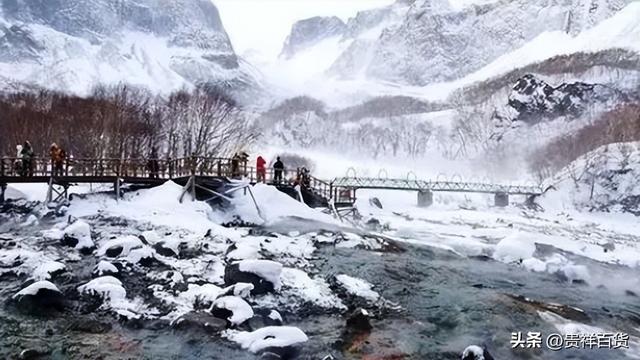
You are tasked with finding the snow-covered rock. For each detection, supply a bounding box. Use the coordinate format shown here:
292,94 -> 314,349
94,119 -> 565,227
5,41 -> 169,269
97,235 -> 144,258
93,261 -> 119,277
224,259 -> 283,295
335,274 -> 380,302
32,261 -> 65,281
62,220 -> 95,254
210,296 -> 254,326
462,345 -> 494,360
77,276 -> 127,307
223,326 -> 309,354
493,231 -> 537,263
12,280 -> 64,314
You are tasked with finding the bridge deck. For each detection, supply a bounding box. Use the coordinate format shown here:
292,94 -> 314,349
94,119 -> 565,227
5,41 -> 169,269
331,177 -> 543,195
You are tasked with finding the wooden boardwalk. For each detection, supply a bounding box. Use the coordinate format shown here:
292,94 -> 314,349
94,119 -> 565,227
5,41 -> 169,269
0,156 -> 346,208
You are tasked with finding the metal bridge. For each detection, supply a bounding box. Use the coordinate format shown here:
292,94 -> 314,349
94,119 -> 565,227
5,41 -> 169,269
332,177 -> 543,195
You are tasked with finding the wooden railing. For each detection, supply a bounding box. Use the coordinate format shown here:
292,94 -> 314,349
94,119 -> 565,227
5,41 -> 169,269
0,156 -> 355,205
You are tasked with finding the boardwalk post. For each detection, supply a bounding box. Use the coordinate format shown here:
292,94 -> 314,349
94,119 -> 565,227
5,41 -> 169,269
417,190 -> 433,208
168,157 -> 174,179
0,183 -> 6,203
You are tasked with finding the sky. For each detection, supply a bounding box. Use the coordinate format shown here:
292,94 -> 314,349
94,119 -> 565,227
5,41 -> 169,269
214,0 -> 395,59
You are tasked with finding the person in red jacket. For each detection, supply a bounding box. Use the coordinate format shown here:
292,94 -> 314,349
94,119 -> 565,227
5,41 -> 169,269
256,155 -> 267,183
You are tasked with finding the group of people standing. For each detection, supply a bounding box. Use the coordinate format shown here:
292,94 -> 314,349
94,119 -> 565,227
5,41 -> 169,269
230,153 -> 309,187
12,142 -> 66,177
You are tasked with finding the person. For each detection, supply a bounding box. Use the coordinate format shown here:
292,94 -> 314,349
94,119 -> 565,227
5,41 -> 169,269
147,147 -> 160,179
14,144 -> 23,175
256,155 -> 266,183
20,141 -> 34,177
230,153 -> 241,178
300,167 -> 311,188
273,156 -> 284,184
50,143 -> 66,176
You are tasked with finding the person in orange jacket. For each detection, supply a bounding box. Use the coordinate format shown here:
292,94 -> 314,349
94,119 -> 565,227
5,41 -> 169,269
256,155 -> 267,183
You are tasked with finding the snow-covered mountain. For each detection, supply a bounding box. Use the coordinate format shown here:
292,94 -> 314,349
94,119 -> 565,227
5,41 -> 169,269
282,0 -> 633,87
0,0 -> 262,101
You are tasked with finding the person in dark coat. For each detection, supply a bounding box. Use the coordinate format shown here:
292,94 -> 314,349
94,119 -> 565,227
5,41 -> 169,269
147,147 -> 160,179
273,156 -> 284,184
20,141 -> 34,177
231,153 -> 241,178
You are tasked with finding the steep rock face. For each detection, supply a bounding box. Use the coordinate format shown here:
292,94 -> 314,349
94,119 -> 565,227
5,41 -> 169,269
0,0 -> 260,101
280,16 -> 346,58
280,0 -> 631,87
362,0 -> 631,86
506,74 -> 626,124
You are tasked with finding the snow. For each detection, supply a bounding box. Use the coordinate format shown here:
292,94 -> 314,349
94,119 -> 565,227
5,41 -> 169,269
97,236 -> 144,257
13,281 -> 60,298
335,274 -> 380,302
268,310 -> 283,322
211,296 -> 254,325
280,268 -> 346,309
94,261 -> 119,276
225,183 -> 338,225
77,276 -> 127,304
63,220 -> 94,250
492,231 -> 537,263
237,259 -> 283,290
32,261 -> 65,281
223,326 -> 309,353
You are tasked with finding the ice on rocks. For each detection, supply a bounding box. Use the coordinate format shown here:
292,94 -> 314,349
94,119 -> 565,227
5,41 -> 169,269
335,274 -> 380,302
223,326 -> 309,353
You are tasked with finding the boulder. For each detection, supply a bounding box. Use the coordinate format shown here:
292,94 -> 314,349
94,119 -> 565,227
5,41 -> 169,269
368,197 -> 383,209
247,309 -> 284,331
224,260 -> 282,295
12,281 -> 65,315
462,345 -> 494,360
346,308 -> 372,333
153,242 -> 178,257
210,296 -> 254,326
61,220 -> 95,255
93,261 -> 119,277
172,311 -> 227,334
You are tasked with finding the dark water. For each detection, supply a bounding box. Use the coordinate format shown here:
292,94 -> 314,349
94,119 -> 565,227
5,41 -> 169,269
1,212 -> 639,359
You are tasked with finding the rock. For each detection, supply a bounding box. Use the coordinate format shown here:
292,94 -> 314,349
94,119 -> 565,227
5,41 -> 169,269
19,348 -> 50,360
172,311 -> 227,334
153,242 -> 178,257
224,260 -> 283,295
210,296 -> 254,327
369,197 -> 383,209
93,261 -> 119,277
12,281 -> 65,315
248,309 -> 284,331
346,308 -> 372,333
105,245 -> 124,258
462,345 -> 495,360
62,220 -> 95,254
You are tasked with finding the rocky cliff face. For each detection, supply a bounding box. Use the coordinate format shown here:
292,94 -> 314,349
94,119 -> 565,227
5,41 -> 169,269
0,0 -> 260,101
506,74 -> 627,124
282,0 -> 632,87
280,16 -> 346,58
